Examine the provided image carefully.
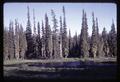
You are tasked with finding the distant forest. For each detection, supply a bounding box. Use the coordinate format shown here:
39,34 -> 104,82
3,6 -> 117,60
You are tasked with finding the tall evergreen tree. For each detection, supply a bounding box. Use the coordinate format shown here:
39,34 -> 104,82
96,18 -> 99,39
108,20 -> 117,57
8,21 -> 15,60
59,16 -> 63,58
36,22 -> 42,58
80,10 -> 89,58
41,21 -> 46,58
25,6 -> 33,59
19,24 -> 27,59
97,34 -> 105,57
49,25 -> 53,59
90,12 -> 98,58
32,9 -> 38,58
51,10 -> 60,59
62,6 -> 68,58
14,19 -> 20,59
95,18 -> 100,57
68,29 -> 72,57
45,13 -> 53,59
102,27 -> 110,57
41,20 -> 46,58
4,28 -> 9,60
71,32 -> 79,57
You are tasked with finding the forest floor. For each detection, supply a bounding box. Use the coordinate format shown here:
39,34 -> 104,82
3,57 -> 117,80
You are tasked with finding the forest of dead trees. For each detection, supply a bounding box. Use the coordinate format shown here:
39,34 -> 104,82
3,6 -> 117,60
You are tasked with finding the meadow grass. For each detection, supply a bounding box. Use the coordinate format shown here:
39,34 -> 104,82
4,57 -> 116,65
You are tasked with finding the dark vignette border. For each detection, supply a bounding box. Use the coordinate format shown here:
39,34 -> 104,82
0,0 -> 119,82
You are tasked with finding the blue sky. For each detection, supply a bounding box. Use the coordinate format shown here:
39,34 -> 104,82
4,3 -> 117,37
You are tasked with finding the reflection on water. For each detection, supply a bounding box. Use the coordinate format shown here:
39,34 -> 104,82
28,61 -> 116,68
4,61 -> 117,79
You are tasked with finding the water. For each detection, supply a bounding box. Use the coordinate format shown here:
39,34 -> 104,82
28,61 -> 116,68
4,61 -> 117,80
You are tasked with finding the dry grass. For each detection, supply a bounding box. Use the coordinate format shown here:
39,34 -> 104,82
4,58 -> 81,65
4,57 -> 116,65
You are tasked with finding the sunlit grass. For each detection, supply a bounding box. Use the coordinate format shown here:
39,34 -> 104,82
4,58 -> 81,65
4,57 -> 116,65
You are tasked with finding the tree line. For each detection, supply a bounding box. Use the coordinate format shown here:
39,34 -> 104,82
3,6 -> 117,60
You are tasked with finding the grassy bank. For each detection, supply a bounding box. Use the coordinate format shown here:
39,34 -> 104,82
4,57 -> 116,65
